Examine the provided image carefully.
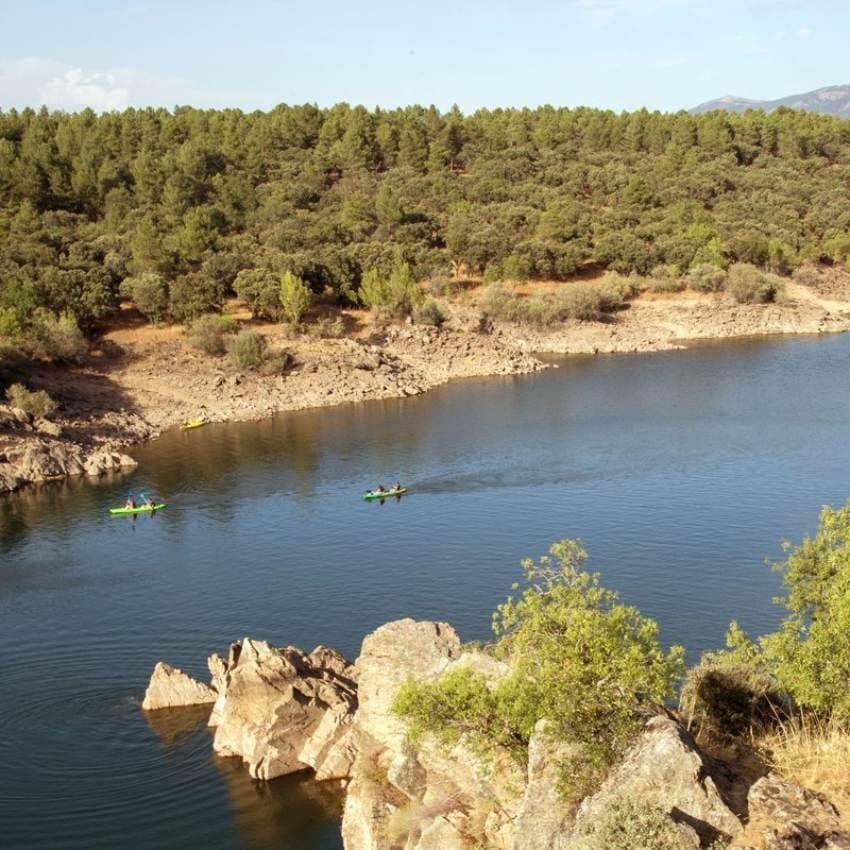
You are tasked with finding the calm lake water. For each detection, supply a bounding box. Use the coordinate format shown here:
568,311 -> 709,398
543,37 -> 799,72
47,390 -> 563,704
3,333 -> 850,849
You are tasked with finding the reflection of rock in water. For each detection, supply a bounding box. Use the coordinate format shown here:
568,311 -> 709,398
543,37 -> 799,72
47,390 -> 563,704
214,755 -> 344,850
143,704 -> 211,750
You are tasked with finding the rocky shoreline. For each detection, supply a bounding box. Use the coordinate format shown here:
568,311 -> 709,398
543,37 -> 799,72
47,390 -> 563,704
3,282 -> 850,495
142,620 -> 850,850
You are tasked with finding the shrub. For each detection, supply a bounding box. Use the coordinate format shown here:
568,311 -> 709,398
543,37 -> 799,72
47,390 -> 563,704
645,276 -> 686,294
480,282 -> 524,321
227,330 -> 267,368
727,263 -> 784,304
279,271 -> 312,326
680,624 -> 789,740
259,350 -> 291,375
308,316 -> 345,338
394,540 -> 684,802
792,264 -> 821,288
687,264 -> 728,293
6,383 -> 57,418
581,797 -> 688,850
233,268 -> 280,320
187,314 -> 236,355
169,272 -> 226,323
119,273 -> 168,323
358,260 -> 423,317
413,298 -> 446,326
32,312 -> 88,361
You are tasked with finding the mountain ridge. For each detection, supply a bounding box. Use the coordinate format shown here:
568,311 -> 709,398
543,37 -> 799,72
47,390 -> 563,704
691,84 -> 850,116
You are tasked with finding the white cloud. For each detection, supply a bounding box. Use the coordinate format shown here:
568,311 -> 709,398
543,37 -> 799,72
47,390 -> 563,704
39,68 -> 130,111
795,26 -> 812,38
0,57 -> 233,112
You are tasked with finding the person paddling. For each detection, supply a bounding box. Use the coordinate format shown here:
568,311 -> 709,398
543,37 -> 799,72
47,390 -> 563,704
125,494 -> 136,510
392,481 -> 403,493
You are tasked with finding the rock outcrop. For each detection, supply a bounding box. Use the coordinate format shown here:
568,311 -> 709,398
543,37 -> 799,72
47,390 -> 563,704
731,774 -> 850,850
569,713 -> 742,845
208,638 -> 358,780
141,661 -> 217,710
342,620 -> 523,850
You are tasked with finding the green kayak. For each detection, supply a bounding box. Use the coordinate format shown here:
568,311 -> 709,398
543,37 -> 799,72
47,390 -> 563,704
363,488 -> 406,501
110,503 -> 166,516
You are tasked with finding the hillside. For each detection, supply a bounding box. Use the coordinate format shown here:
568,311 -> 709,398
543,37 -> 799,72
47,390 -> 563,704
691,84 -> 850,115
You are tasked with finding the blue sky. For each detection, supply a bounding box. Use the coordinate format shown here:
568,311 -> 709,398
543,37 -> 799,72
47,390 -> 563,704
0,0 -> 846,113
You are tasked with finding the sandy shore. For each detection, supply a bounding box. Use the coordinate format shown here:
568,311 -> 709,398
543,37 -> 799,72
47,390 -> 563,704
2,279 -> 850,494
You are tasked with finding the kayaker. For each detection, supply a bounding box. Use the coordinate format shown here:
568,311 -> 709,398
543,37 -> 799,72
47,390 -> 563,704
125,495 -> 136,510
376,485 -> 386,493
393,482 -> 402,492
141,493 -> 155,508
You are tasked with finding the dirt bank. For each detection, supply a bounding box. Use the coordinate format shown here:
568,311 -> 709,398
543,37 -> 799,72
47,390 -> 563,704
3,277 -> 850,494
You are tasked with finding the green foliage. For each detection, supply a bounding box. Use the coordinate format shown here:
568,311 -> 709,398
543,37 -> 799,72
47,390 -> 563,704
2,103 -> 848,335
169,272 -> 226,323
187,313 -> 235,355
120,272 -> 168,323
580,797 -> 689,850
31,311 -> 88,361
234,268 -> 280,320
394,540 -> 684,802
680,622 -> 788,739
5,383 -> 56,418
279,271 -> 311,326
727,263 -> 784,304
412,297 -> 445,326
358,260 -> 423,317
227,329 -> 267,368
687,264 -> 727,293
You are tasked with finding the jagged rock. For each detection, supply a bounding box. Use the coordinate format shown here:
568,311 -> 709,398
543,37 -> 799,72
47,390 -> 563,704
0,464 -> 21,493
730,774 -> 850,850
354,619 -> 460,750
34,418 -> 62,437
569,714 -> 742,846
208,637 -> 357,780
83,448 -> 138,477
141,661 -> 217,710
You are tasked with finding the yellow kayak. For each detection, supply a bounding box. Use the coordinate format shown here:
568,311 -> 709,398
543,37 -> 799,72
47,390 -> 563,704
181,417 -> 207,430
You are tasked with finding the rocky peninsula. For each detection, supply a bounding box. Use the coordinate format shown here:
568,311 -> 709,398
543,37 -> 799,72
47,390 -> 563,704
4,269 -> 850,495
143,619 -> 850,850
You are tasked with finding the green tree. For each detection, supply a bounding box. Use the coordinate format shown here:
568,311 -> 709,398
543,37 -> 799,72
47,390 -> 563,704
279,270 -> 311,326
395,540 -> 684,801
234,268 -> 280,320
119,272 -> 168,323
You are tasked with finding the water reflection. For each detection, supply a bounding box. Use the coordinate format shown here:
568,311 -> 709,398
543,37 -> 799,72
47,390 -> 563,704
214,757 -> 343,850
143,704 -> 211,750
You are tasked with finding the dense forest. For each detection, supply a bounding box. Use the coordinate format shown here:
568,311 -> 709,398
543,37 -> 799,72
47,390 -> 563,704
2,102 -> 850,348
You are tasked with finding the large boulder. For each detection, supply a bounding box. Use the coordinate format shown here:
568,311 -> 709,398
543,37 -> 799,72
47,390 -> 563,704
343,621 -> 521,850
82,448 -> 137,477
569,714 -> 742,846
141,661 -> 217,710
730,774 -> 850,850
209,638 -> 357,780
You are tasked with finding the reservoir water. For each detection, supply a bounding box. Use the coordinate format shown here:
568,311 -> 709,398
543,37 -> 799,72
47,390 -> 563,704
3,333 -> 850,849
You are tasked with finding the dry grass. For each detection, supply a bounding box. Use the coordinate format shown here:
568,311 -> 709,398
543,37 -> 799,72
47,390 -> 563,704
759,715 -> 850,829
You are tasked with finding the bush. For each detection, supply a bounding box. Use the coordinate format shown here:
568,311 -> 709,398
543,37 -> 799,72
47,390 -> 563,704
187,314 -> 236,355
279,271 -> 311,326
32,312 -> 88,361
792,264 -> 821,288
394,540 -> 684,802
581,797 -> 689,850
687,264 -> 728,293
119,273 -> 168,323
358,260 -> 424,317
413,298 -> 446,326
308,316 -> 345,338
6,383 -> 57,418
227,330 -> 267,368
727,263 -> 784,304
169,273 -> 226,323
233,268 -> 280,320
680,625 -> 789,740
259,349 -> 291,374
645,276 -> 686,294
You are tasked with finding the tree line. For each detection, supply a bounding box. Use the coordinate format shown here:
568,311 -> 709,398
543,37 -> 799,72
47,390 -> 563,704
2,102 -> 850,351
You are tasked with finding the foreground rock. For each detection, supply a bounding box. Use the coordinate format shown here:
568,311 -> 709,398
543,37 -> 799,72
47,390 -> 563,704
209,638 -> 358,780
141,661 -> 217,710
569,713 -> 742,847
731,774 -> 850,850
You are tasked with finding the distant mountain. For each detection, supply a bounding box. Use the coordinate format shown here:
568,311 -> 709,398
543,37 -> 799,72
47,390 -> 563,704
690,85 -> 850,116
